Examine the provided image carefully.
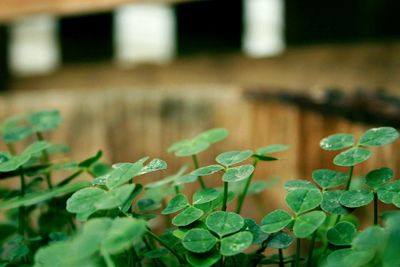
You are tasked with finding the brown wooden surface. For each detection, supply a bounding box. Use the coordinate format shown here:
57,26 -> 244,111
0,0 -> 193,22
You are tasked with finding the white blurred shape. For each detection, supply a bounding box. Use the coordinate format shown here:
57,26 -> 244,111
9,15 -> 59,76
114,4 -> 175,66
243,0 -> 285,57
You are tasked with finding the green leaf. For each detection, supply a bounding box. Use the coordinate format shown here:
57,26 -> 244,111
333,147 -> 372,166
393,193 -> 400,208
66,187 -> 107,215
243,219 -> 269,245
216,150 -> 253,166
284,180 -> 317,192
293,210 -> 326,238
172,206 -> 204,226
220,231 -> 253,256
106,162 -> 143,189
359,127 -> 399,147
261,209 -> 293,233
222,165 -> 254,183
206,211 -> 244,237
377,180 -> 400,204
312,169 -> 348,189
182,228 -> 218,253
352,226 -> 386,252
321,190 -> 351,215
320,133 -> 355,151
193,188 -> 221,205
78,150 -> 102,168
365,167 -> 393,188
339,189 -> 374,208
327,221 -> 357,246
137,198 -> 161,211
326,248 -> 374,267
161,194 -> 189,214
0,181 -> 90,210
95,184 -> 136,210
252,154 -> 278,161
191,164 -> 224,176
101,217 -> 147,254
174,174 -> 198,186
256,144 -> 289,155
24,141 -> 51,155
267,232 -> 294,249
175,139 -> 210,157
28,110 -> 62,132
285,188 -> 322,214
186,250 -> 221,267
139,158 -> 167,175
2,126 -> 33,144
196,128 -> 229,144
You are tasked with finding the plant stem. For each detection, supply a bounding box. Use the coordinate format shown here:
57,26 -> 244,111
344,165 -> 354,191
36,132 -> 53,188
335,165 -> 355,224
57,169 -> 83,186
102,251 -> 116,267
222,182 -> 229,211
236,158 -> 258,214
174,185 -> 180,195
278,249 -> 284,267
374,192 -> 378,225
131,246 -> 142,267
306,232 -> 317,267
295,238 -> 301,267
146,229 -> 184,264
18,167 -> 26,236
191,155 -> 206,188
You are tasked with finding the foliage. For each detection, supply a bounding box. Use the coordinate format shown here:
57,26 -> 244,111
0,110 -> 400,267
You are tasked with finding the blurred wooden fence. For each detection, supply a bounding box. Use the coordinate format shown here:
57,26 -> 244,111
1,86 -> 399,218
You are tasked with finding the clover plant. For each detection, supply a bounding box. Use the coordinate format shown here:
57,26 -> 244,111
1,110 -> 400,267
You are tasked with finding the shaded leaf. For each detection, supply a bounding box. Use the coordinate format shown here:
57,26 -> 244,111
175,139 -> 209,157
186,250 -> 221,267
326,248 -> 374,267
106,162 -> 143,189
28,110 -> 62,132
162,194 -> 189,214
2,126 -> 32,144
312,169 -> 348,189
95,184 -> 135,210
196,128 -> 229,144
321,190 -> 351,215
256,144 -> 289,155
377,180 -> 400,204
365,167 -> 393,188
267,232 -> 294,249
66,187 -> 107,215
327,221 -> 357,246
244,218 -> 269,245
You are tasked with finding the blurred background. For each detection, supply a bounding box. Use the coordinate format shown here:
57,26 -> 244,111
0,0 -> 400,218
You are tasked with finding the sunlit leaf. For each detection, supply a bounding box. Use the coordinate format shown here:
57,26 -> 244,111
321,190 -> 351,215
333,147 -> 372,167
95,184 -> 136,210
339,189 -> 374,208
206,211 -> 244,237
285,188 -> 322,214
106,162 -> 143,189
193,188 -> 221,205
327,221 -> 357,246
365,167 -> 393,188
256,144 -> 289,155
320,133 -> 355,151
139,158 -> 167,175
182,228 -> 218,253
261,209 -> 293,233
161,194 -> 189,214
359,127 -> 399,147
216,150 -> 253,167
377,180 -> 400,204
222,165 -> 254,183
66,187 -> 107,216
220,231 -> 253,256
293,210 -> 326,238
196,128 -> 229,144
312,169 -> 348,189
172,206 -> 204,227
191,165 -> 224,176
284,180 -> 317,192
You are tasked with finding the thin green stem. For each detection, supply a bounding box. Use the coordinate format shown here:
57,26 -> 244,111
374,192 -> 378,225
306,232 -> 317,267
222,182 -> 229,211
295,238 -> 301,267
131,246 -> 142,267
146,229 -> 184,264
278,249 -> 284,267
344,165 -> 354,191
18,167 -> 26,236
335,165 -> 355,224
191,155 -> 206,188
36,132 -> 53,189
102,250 -> 116,267
236,158 -> 258,214
174,185 -> 180,195
57,169 -> 83,186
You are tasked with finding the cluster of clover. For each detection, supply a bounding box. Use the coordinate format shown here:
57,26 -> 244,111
1,110 -> 400,267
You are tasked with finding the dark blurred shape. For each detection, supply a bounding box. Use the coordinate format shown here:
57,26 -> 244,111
175,0 -> 242,55
244,87 -> 400,127
59,12 -> 113,63
286,0 -> 400,44
0,25 -> 9,90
